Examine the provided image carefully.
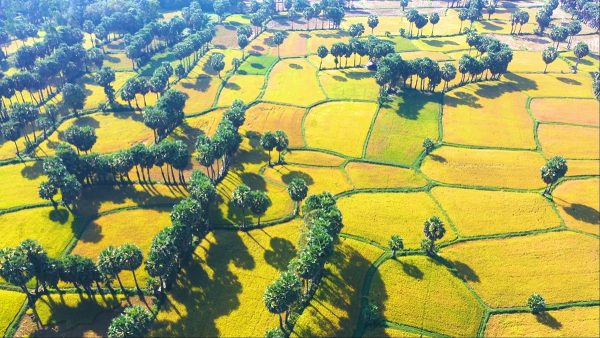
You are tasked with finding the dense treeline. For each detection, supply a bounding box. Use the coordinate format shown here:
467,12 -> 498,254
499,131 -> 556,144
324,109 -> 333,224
264,192 -> 344,335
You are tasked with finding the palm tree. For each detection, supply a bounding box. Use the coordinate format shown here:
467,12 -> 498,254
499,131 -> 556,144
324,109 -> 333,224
573,42 -> 589,73
542,46 -> 558,73
118,244 -> 143,291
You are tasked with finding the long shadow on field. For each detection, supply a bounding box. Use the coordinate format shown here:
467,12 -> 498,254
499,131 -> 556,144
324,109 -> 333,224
420,39 -> 459,48
388,91 -> 441,120
293,244 -> 386,336
401,260 -> 424,280
264,237 -> 296,271
20,160 -> 45,179
536,311 -> 562,330
435,256 -> 480,283
151,231 -> 251,336
563,203 -> 600,225
475,72 -> 537,99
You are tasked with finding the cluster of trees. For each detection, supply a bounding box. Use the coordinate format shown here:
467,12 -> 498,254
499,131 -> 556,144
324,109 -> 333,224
316,35 -> 395,69
535,0 -> 560,34
457,0 -> 487,33
123,19 -> 185,70
509,10 -> 530,35
282,0 -> 346,30
375,34 -> 512,94
172,28 -> 215,74
121,63 -> 176,109
107,305 -> 154,338
145,170 -> 216,293
194,100 -> 246,182
0,102 -> 52,156
260,130 -> 289,165
540,156 -> 568,196
421,216 -> 446,255
264,192 -> 343,332
0,239 -> 145,303
231,184 -> 271,227
560,0 -> 599,31
405,9 -> 441,38
142,89 -> 188,141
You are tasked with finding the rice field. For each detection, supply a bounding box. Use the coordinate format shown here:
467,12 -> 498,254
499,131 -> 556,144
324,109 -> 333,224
553,178 -> 600,235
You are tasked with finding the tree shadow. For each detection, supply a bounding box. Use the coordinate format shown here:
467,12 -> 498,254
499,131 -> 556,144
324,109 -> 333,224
479,20 -> 503,31
535,311 -> 562,330
240,172 -> 266,191
400,261 -> 424,280
429,154 -> 446,163
264,237 -> 296,271
224,82 -> 241,91
449,259 -> 480,282
289,63 -> 304,70
445,90 -> 483,108
281,170 -> 314,185
556,77 -> 581,85
332,75 -> 348,82
20,160 -> 44,180
181,75 -> 212,92
421,39 -> 459,48
563,204 -> 600,225
49,208 -> 70,224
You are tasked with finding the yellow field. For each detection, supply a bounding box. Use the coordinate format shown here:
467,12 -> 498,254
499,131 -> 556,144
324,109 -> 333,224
363,326 -> 426,337
173,74 -> 220,114
263,164 -> 353,195
71,208 -> 171,287
0,206 -> 80,257
307,30 -> 350,54
444,86 -> 535,148
565,159 -> 600,177
365,92 -> 440,165
337,192 -> 455,247
411,35 -> 468,52
175,109 -> 225,142
76,184 -> 186,217
38,111 -> 153,155
0,290 -> 26,337
318,69 -> 379,100
442,231 -> 599,307
513,73 -> 594,98
103,53 -> 132,71
553,178 -> 599,235
284,150 -> 345,166
530,98 -> 599,125
344,162 -> 427,189
242,103 -> 306,147
0,162 -> 48,210
484,306 -> 600,337
371,257 -> 483,337
401,50 -> 452,61
342,16 -> 404,35
432,187 -> 561,236
151,220 -> 300,337
509,51 -> 571,73
273,31 -> 309,57
81,72 -> 135,110
262,58 -> 326,106
217,75 -> 264,107
421,147 -> 546,189
292,238 -> 383,337
561,51 -> 600,73
304,101 -> 377,157
538,124 -> 599,159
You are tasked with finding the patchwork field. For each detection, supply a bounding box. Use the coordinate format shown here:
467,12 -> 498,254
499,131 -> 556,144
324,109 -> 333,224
1,3 -> 599,338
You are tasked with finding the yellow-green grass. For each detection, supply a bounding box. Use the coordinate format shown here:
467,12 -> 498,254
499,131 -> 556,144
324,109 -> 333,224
304,101 -> 377,157
561,51 -> 600,73
262,58 -> 326,106
530,98 -> 599,126
512,73 -> 595,98
431,187 -> 561,237
81,72 -> 135,110
151,220 -> 300,337
237,54 -> 279,75
484,306 -> 600,337
173,74 -> 221,114
72,208 -> 171,287
365,92 -> 440,165
273,31 -> 309,57
411,35 -> 469,52
444,86 -> 535,148
223,14 -> 251,25
0,206 -> 81,257
363,326 -> 426,337
103,52 -> 133,71
21,293 -> 127,336
246,31 -> 275,56
381,36 -> 418,52
292,238 -> 383,337
242,103 -> 305,147
211,138 -> 294,226
538,124 -> 599,159
0,290 -> 26,337
0,130 -> 32,160
306,53 -> 340,70
0,162 -> 48,210
76,184 -> 186,217
342,16 -> 404,36
509,51 -> 571,73
345,162 -> 427,189
307,30 -> 350,54
421,147 -> 546,189
442,231 -> 599,307
217,74 -> 264,107
176,108 -> 225,141
318,69 -> 379,100
371,257 -> 483,337
284,149 -> 346,166
38,111 -> 153,155
565,159 -> 600,177
401,50 -> 453,61
553,178 -> 599,235
337,192 -> 455,247
263,164 -> 353,195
